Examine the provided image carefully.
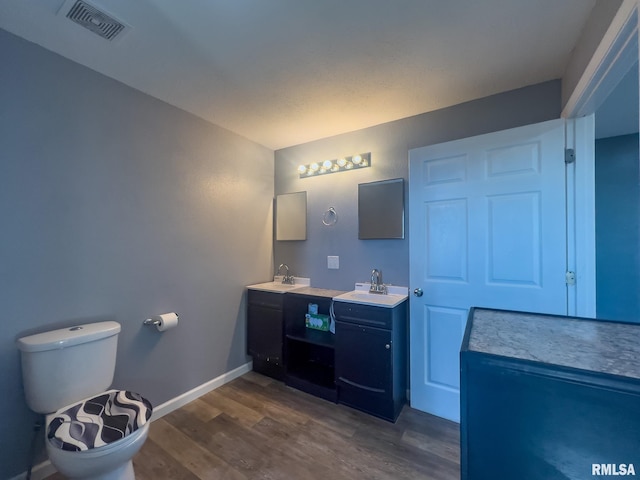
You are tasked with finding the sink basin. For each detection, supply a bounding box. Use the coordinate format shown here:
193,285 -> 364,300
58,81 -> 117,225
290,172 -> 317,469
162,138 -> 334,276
247,277 -> 310,294
333,284 -> 408,308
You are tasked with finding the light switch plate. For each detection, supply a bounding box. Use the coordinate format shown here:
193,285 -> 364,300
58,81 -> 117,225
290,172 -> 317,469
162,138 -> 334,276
328,256 -> 339,269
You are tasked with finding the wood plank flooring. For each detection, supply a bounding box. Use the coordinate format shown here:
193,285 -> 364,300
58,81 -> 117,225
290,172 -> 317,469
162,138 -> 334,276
46,372 -> 460,479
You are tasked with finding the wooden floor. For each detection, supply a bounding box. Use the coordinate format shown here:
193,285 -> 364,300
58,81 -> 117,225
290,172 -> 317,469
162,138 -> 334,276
47,372 -> 460,479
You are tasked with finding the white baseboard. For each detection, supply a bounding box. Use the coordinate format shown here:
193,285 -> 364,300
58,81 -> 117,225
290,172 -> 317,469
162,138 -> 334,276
10,361 -> 253,480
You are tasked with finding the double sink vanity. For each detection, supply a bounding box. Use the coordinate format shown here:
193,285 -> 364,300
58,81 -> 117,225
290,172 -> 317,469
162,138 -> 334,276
246,276 -> 408,422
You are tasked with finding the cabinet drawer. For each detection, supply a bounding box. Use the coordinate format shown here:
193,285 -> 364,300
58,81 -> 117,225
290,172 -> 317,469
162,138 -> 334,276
333,301 -> 393,329
248,289 -> 284,309
338,379 -> 395,421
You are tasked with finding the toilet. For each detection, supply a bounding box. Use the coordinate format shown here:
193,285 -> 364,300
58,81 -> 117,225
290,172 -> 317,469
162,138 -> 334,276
17,321 -> 152,480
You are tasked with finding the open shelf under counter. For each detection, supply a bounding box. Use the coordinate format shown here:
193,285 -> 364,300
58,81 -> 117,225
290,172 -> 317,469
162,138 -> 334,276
285,366 -> 338,402
283,287 -> 345,402
286,329 -> 335,349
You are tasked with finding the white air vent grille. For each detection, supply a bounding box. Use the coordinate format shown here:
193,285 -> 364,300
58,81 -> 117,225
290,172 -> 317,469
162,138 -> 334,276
66,1 -> 127,41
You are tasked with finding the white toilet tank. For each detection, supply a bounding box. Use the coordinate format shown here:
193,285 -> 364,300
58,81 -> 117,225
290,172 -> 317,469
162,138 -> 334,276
17,321 -> 121,414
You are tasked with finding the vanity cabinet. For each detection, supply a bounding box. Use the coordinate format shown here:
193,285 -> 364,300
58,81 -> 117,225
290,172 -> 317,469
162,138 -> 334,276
283,289 -> 343,403
333,300 -> 407,421
246,284 -> 408,421
461,308 -> 640,479
247,289 -> 285,380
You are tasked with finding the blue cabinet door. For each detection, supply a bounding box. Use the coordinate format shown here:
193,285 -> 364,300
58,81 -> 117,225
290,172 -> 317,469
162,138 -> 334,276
335,321 -> 393,419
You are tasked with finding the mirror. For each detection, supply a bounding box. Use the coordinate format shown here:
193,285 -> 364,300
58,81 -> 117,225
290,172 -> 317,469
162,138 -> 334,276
276,191 -> 307,241
358,178 -> 404,239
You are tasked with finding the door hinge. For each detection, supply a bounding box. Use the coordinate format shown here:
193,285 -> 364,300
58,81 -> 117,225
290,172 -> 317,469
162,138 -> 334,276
565,271 -> 576,285
565,148 -> 576,164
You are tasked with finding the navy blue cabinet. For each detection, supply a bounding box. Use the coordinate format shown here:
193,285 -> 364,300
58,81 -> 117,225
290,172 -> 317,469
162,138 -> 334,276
461,307 -> 640,480
461,354 -> 640,479
248,287 -> 409,421
247,290 -> 285,380
334,300 -> 407,422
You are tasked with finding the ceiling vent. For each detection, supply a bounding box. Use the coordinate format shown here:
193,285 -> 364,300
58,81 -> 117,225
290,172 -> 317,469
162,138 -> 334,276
63,0 -> 128,41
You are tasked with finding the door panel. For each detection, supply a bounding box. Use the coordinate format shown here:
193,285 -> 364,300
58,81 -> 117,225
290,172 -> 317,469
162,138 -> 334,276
247,304 -> 283,358
335,321 -> 391,392
425,305 -> 467,389
409,118 -> 568,422
425,199 -> 468,282
486,192 -> 541,285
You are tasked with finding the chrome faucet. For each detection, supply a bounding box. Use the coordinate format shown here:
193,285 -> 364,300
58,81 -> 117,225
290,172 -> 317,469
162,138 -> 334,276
277,263 -> 295,285
369,268 -> 387,294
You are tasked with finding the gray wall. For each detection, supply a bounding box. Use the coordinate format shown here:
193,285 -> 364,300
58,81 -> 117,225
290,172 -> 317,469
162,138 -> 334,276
0,29 -> 274,478
274,81 -> 562,292
595,134 -> 640,322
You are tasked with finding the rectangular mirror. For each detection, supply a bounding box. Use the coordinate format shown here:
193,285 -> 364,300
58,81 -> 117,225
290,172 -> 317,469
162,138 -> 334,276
358,178 -> 404,239
276,191 -> 307,241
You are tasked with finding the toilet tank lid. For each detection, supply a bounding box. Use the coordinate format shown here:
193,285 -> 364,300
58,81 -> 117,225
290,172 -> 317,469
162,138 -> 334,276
17,321 -> 121,353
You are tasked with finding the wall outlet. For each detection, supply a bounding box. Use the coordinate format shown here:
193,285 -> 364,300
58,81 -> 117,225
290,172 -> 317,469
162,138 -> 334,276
327,256 -> 339,269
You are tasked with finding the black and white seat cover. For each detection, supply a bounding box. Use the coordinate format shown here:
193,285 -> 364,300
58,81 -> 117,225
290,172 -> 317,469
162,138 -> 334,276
47,390 -> 152,452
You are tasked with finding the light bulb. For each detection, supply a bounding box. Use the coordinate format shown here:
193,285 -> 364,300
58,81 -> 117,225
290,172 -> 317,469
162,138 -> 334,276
337,158 -> 347,167
297,165 -> 307,174
310,162 -> 320,171
352,154 -> 362,165
323,160 -> 333,169
345,162 -> 353,169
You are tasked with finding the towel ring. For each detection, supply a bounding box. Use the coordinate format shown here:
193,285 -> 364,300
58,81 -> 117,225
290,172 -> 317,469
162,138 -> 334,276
322,207 -> 338,226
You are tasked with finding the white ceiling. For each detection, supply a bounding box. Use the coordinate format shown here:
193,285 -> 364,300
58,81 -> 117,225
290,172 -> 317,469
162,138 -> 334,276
0,0 -> 596,149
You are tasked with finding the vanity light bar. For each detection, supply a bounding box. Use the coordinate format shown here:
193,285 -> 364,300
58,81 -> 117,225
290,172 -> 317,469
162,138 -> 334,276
298,152 -> 371,178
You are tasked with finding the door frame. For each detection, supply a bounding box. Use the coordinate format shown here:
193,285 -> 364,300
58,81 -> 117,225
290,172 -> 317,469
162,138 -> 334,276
562,0 -> 638,317
562,0 -> 638,120
565,115 -> 596,318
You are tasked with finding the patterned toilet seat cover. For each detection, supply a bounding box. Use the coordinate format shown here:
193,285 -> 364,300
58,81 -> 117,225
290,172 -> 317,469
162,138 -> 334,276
47,390 -> 153,452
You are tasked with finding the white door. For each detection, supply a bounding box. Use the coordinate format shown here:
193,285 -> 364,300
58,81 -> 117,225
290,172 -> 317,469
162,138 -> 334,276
408,119 -> 568,422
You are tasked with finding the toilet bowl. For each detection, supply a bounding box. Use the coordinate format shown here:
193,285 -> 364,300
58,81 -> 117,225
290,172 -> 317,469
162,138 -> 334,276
46,422 -> 149,480
44,389 -> 152,480
17,322 -> 152,480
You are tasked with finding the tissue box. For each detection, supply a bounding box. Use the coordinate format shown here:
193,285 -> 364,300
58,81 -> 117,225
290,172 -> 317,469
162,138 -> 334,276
305,313 -> 330,331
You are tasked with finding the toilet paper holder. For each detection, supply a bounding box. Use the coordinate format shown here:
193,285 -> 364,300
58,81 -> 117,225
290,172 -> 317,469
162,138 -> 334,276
143,314 -> 179,326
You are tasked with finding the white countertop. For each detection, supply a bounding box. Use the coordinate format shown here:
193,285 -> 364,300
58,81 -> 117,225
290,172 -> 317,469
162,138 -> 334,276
247,276 -> 310,294
333,283 -> 408,308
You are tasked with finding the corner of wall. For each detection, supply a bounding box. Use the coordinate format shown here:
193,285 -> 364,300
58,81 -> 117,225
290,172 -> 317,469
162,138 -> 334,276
561,0 -> 626,108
